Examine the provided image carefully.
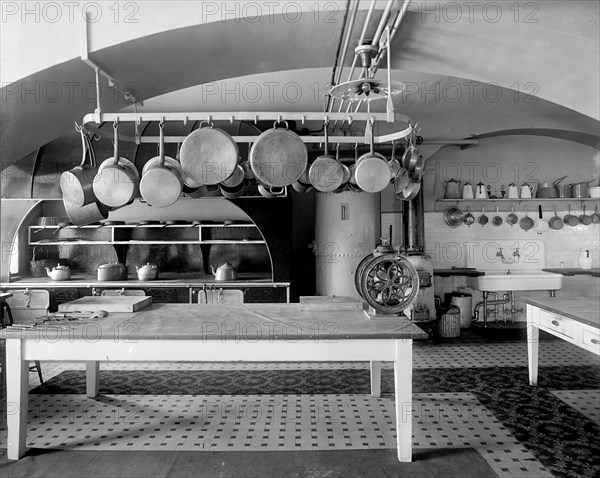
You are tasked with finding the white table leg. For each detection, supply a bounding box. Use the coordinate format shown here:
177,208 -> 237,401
526,305 -> 539,386
6,338 -> 29,459
394,339 -> 413,462
86,361 -> 100,398
370,360 -> 382,397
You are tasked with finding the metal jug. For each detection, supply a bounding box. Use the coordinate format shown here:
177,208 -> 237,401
507,183 -> 519,199
520,183 -> 534,199
443,178 -> 461,199
475,182 -> 487,199
462,182 -> 474,199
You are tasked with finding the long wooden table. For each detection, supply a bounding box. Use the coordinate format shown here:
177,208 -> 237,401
523,297 -> 600,385
3,303 -> 427,461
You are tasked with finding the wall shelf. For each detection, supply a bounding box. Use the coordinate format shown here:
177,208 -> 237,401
28,223 -> 266,246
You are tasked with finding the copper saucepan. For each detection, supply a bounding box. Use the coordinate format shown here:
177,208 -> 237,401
93,121 -> 140,209
519,206 -> 534,231
60,124 -> 98,207
309,122 -> 344,192
548,209 -> 564,230
506,206 -> 518,226
139,121 -> 183,207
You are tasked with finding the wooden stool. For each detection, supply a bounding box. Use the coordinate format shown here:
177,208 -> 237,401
438,306 -> 461,338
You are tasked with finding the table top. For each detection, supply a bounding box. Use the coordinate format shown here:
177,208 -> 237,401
1,303 -> 428,341
522,297 -> 600,328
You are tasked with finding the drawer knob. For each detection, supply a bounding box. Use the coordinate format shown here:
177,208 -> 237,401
591,338 -> 599,345
551,320 -> 560,326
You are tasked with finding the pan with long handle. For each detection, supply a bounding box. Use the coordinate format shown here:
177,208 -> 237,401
60,124 -> 98,207
579,205 -> 593,225
309,122 -> 344,192
563,205 -> 579,226
591,205 -> 600,224
506,206 -> 518,226
519,206 -> 534,231
93,120 -> 140,208
140,121 -> 183,207
354,121 -> 391,193
548,209 -> 564,230
492,205 -> 503,226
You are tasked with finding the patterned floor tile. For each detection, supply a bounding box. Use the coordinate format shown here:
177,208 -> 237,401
550,389 -> 600,425
1,392 -> 550,478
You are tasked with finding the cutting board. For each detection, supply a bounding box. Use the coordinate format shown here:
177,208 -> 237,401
299,296 -> 363,311
58,296 -> 152,312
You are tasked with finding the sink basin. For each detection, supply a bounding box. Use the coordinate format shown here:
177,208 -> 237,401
466,270 -> 563,291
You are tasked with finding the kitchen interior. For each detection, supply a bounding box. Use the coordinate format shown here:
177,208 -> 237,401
1,1 -> 599,477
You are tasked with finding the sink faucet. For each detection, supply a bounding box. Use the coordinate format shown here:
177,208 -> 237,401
496,247 -> 504,260
507,269 -> 511,275
513,247 -> 520,260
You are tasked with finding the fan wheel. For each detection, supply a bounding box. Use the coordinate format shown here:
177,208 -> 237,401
358,253 -> 420,314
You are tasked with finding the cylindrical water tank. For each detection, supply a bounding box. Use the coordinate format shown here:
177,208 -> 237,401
314,191 -> 380,298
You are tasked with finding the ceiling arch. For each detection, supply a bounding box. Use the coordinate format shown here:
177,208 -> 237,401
1,2 -> 598,171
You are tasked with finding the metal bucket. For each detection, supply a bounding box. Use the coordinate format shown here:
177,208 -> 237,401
451,294 -> 473,328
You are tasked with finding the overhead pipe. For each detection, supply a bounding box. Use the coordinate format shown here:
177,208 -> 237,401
332,0 -> 360,94
371,0 -> 395,54
332,0 -> 379,129
372,0 -> 411,73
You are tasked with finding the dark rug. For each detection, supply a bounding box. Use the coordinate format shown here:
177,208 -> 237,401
0,448 -> 497,478
26,365 -> 600,478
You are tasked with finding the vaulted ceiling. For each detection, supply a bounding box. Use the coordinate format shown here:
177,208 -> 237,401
1,1 -> 598,171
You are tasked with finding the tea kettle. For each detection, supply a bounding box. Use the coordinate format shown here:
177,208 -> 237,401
210,262 -> 238,281
45,263 -> 71,281
136,263 -> 158,281
475,182 -> 487,199
443,178 -> 461,199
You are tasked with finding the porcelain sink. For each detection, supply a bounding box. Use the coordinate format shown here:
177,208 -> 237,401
466,270 -> 563,291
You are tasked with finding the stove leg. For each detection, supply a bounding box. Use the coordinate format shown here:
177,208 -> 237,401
549,290 -> 556,297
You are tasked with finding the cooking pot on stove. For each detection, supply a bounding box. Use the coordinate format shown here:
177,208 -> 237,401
97,262 -> 128,281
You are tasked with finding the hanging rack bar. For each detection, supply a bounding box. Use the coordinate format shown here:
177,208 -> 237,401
83,111 -> 405,127
81,123 -> 414,146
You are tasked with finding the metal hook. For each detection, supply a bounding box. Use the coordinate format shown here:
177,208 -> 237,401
183,115 -> 188,126
230,115 -> 235,124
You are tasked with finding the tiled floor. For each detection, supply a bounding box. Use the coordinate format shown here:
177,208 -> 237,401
2,338 -> 598,478
550,389 -> 600,425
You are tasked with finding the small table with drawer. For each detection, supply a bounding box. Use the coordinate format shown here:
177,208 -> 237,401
523,297 -> 600,385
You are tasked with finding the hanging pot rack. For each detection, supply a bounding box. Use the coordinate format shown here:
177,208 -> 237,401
82,111 -> 414,145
